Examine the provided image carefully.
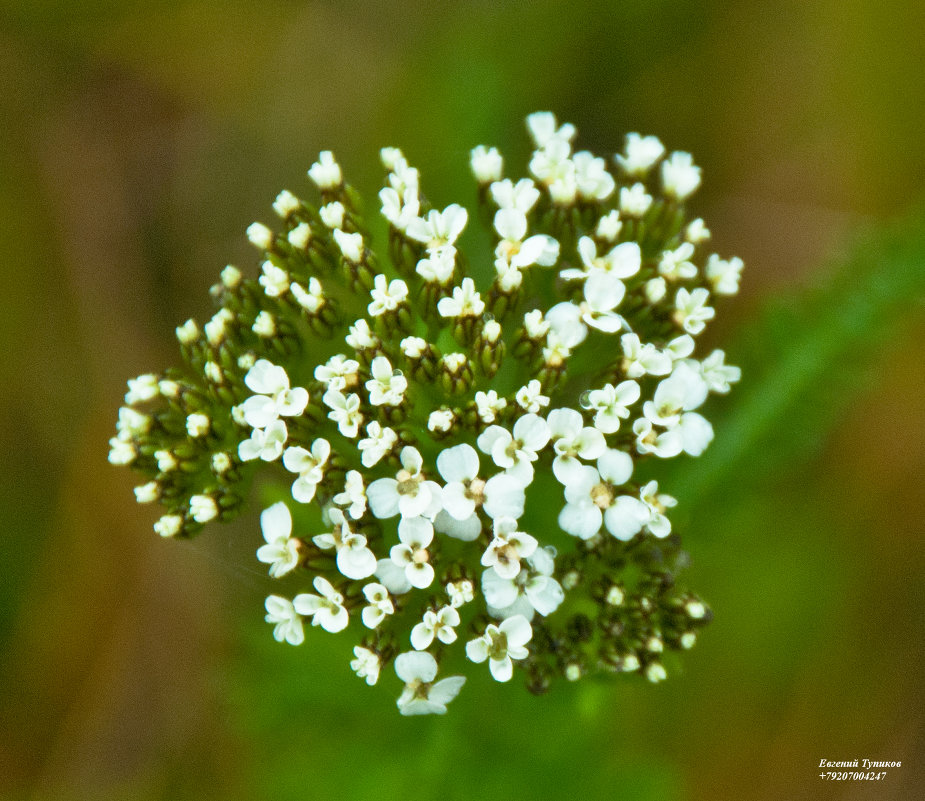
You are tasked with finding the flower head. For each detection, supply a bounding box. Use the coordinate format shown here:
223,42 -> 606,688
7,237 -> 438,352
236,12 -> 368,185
112,112 -> 738,713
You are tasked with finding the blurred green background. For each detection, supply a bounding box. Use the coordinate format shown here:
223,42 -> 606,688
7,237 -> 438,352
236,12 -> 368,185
2,1 -> 923,799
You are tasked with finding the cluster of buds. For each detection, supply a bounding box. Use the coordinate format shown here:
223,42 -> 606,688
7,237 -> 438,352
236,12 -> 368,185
110,113 -> 742,714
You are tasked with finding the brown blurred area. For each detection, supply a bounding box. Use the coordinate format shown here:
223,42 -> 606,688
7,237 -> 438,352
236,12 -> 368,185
1,2 -> 923,799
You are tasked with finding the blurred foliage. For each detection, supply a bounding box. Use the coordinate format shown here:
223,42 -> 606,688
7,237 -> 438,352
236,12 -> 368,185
1,1 -> 924,800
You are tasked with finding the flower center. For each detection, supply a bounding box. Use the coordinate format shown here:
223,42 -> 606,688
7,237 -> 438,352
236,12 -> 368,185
487,631 -> 509,661
591,482 -> 613,509
412,547 -> 430,564
466,478 -> 486,504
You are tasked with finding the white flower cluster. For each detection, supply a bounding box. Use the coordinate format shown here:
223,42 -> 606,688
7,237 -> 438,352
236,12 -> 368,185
111,113 -> 741,714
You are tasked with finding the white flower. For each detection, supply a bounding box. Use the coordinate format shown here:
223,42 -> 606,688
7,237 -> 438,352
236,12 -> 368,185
490,178 -> 540,213
494,259 -> 523,292
186,412 -> 210,438
672,287 -> 716,335
153,514 -> 183,538
157,379 -> 180,398
204,308 -> 233,345
252,311 -> 276,338
117,406 -> 152,437
389,517 -> 436,589
546,288 -> 617,351
437,277 -> 485,318
471,145 -> 503,183
361,582 -> 394,629
318,200 -> 344,228
288,222 -> 311,250
374,557 -> 412,595
221,265 -> 242,289
125,374 -> 160,404
367,446 -> 443,520
345,318 -> 379,351
465,615 -> 532,682
582,381 -> 641,434
515,379 -> 550,414
380,185 -> 420,232
526,111 -> 575,149
697,350 -> 742,394
293,576 -> 349,633
272,189 -> 300,219
475,390 -> 507,423
596,210 -> 622,242
246,222 -> 274,250
446,579 -> 475,608
153,449 -> 177,472
189,494 -> 218,523
406,204 -> 468,250
706,254 -> 744,295
523,308 -> 550,339
108,437 -> 137,465
351,646 -> 380,685
434,444 -> 526,541
677,412 -> 714,456
632,417 -> 683,459
211,452 -> 232,475
621,333 -> 672,378
259,261 -> 289,297
546,407 -> 607,484
256,501 -> 301,578
615,133 -> 665,176
529,136 -> 573,188
415,246 -> 456,285
175,318 -> 199,344
322,389 -> 363,438
477,414 -> 550,483
686,217 -> 711,244
411,605 -> 460,650
481,546 -> 564,621
638,480 -> 678,538
282,438 -> 331,503
564,238 -> 641,281
314,354 -> 359,391
307,150 -> 342,189
482,517 -> 538,580
357,421 -> 398,467
241,360 -> 309,428
333,228 -> 363,263
427,409 -> 455,433
313,508 -> 376,580
643,362 -> 709,428
661,151 -> 701,200
645,277 -> 667,303
619,182 -> 653,217
666,334 -> 696,361
573,151 -> 615,200
400,336 -> 428,359
395,651 -> 466,716
658,243 -> 698,281
334,470 -> 367,519
264,595 -> 304,645
134,481 -> 159,504
557,449 -> 635,540
368,274 -> 408,316
291,277 -> 325,313
365,355 -> 407,406
493,209 -> 560,269
203,361 -> 224,385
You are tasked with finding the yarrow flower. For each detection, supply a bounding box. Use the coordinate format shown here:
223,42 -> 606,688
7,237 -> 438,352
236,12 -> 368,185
111,113 -> 741,712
